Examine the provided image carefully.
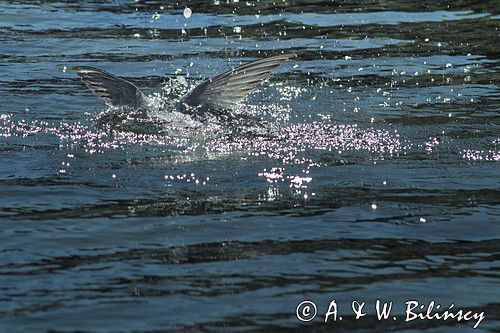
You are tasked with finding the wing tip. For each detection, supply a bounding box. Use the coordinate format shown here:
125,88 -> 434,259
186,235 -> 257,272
73,65 -> 92,72
274,52 -> 297,61
73,66 -> 107,78
282,52 -> 297,58
259,52 -> 296,66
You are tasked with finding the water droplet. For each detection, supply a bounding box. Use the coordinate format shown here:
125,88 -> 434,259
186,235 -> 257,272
183,7 -> 192,19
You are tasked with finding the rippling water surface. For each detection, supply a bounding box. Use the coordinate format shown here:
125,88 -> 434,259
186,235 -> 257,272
0,1 -> 499,331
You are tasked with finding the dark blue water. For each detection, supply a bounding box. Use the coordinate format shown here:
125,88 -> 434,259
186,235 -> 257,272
0,1 -> 499,331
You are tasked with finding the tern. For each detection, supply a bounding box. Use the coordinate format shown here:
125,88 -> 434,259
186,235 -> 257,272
74,53 -> 294,120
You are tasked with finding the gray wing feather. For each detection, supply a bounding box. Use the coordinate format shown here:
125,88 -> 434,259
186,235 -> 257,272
73,66 -> 147,108
181,53 -> 295,110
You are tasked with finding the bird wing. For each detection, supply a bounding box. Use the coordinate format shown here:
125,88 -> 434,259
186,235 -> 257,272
73,66 -> 147,108
180,53 -> 295,111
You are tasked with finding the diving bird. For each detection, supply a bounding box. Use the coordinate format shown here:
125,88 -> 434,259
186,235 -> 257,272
73,53 -> 294,120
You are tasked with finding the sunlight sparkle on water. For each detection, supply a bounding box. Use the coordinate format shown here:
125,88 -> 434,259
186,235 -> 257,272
2,74 -> 496,196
